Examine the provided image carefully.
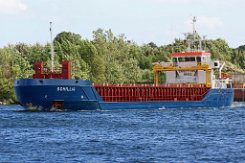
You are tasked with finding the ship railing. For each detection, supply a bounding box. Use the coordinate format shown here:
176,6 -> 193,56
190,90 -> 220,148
44,67 -> 62,74
159,62 -> 172,67
212,79 -> 232,89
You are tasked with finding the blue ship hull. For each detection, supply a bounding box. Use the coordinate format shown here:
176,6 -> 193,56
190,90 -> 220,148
14,79 -> 234,111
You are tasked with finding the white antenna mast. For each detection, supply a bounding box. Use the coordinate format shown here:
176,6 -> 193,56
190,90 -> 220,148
192,16 -> 197,50
50,22 -> 54,72
192,16 -> 202,51
185,17 -> 197,52
192,17 -> 196,35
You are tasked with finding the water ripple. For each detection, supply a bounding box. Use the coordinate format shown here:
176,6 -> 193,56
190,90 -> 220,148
0,105 -> 245,162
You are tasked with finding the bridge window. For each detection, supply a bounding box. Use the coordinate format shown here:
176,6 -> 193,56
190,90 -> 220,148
196,56 -> 201,62
173,57 -> 177,63
177,57 -> 196,62
178,57 -> 185,62
185,57 -> 195,62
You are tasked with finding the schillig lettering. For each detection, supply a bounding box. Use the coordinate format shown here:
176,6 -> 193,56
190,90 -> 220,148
57,87 -> 76,92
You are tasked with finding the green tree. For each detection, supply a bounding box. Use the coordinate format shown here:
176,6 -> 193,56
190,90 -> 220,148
54,32 -> 82,45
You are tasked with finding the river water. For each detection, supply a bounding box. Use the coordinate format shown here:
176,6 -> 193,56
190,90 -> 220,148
1,103 -> 245,162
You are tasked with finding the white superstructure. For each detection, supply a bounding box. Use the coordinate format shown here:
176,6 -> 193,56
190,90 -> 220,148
153,17 -> 232,88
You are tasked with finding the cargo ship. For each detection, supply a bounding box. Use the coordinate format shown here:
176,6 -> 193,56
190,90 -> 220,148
14,19 -> 234,111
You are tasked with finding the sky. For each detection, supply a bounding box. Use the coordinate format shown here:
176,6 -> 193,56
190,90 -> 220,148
0,0 -> 245,48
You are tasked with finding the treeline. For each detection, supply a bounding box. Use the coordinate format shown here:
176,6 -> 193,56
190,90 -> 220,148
0,28 -> 245,104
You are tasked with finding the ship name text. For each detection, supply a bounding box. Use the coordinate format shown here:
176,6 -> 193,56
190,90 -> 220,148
57,87 -> 76,92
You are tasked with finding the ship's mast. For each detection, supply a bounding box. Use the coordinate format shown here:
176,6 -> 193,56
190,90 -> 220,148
50,22 -> 54,72
192,16 -> 203,51
192,16 -> 198,51
186,17 -> 198,52
185,16 -> 203,51
192,16 -> 197,40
